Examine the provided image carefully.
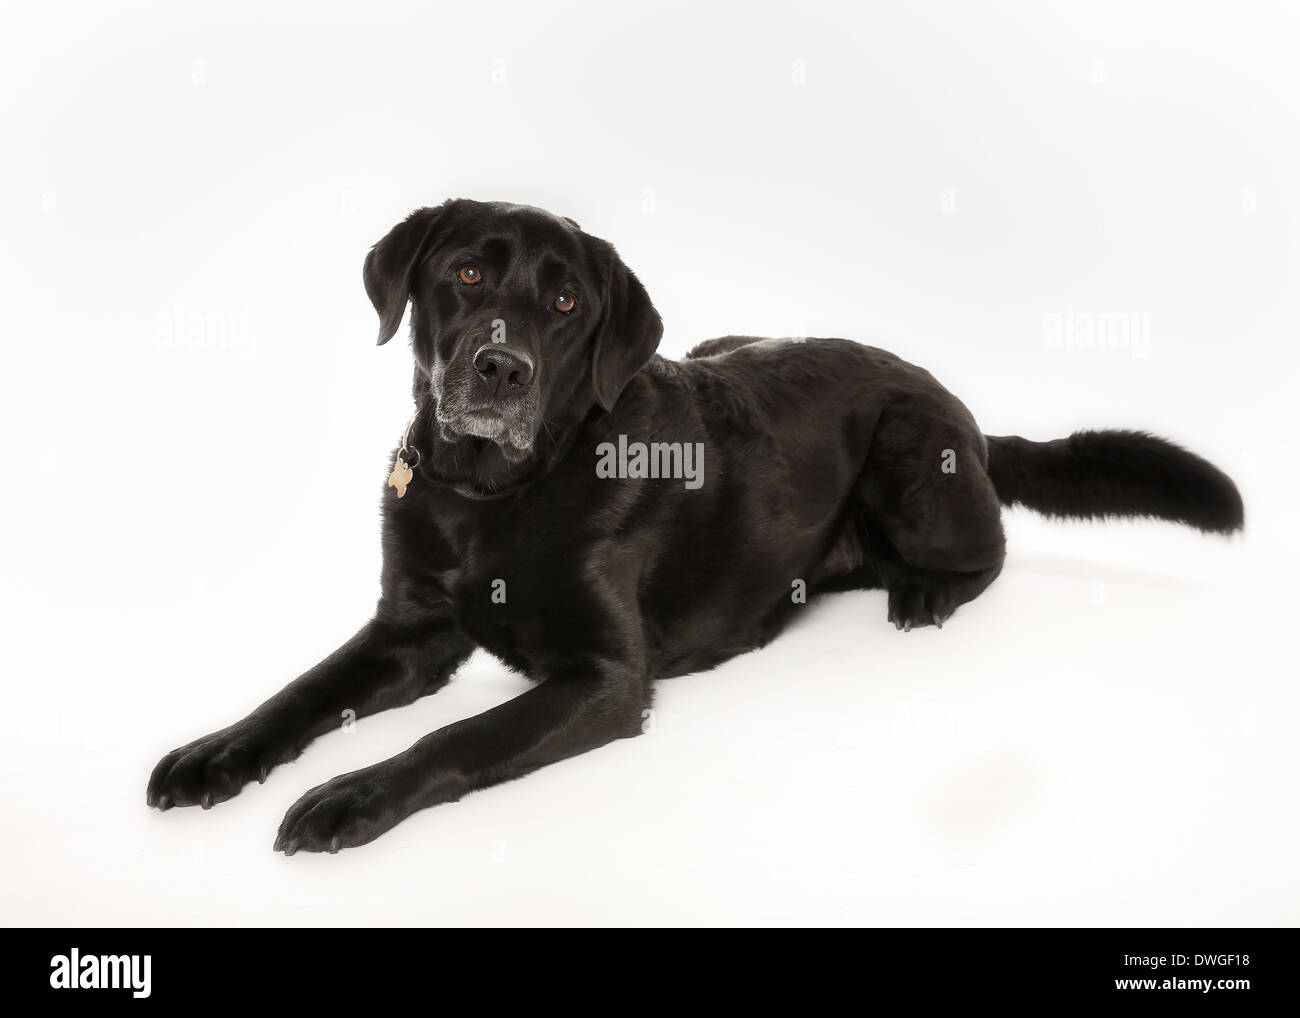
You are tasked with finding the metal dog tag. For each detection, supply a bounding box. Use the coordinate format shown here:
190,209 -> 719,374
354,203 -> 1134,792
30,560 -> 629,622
388,455 -> 414,498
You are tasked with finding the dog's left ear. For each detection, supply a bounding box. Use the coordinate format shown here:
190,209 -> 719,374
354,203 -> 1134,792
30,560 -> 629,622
591,248 -> 663,412
363,205 -> 447,346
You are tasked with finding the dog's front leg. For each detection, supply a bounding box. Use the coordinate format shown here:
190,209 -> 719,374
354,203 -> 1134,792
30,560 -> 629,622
273,661 -> 650,854
147,615 -> 473,810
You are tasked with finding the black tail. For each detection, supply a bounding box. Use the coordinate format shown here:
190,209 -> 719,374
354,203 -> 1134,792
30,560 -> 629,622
985,430 -> 1244,534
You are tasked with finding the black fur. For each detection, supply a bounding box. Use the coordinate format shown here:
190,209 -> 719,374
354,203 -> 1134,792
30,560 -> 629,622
986,430 -> 1244,533
146,200 -> 1243,853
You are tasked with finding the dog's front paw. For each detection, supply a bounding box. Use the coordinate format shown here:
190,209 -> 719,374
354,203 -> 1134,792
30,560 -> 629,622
274,766 -> 413,855
147,726 -> 279,811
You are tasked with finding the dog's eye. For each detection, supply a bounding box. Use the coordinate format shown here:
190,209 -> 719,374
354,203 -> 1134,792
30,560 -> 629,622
458,266 -> 482,285
554,293 -> 576,313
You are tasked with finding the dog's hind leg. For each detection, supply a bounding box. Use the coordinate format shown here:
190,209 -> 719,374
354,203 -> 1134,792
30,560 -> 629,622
857,399 -> 1007,630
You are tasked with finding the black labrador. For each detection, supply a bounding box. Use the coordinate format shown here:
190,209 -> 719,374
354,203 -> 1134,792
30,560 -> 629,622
147,199 -> 1243,853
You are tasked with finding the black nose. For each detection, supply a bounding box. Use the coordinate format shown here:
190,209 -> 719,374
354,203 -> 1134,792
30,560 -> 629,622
473,345 -> 534,396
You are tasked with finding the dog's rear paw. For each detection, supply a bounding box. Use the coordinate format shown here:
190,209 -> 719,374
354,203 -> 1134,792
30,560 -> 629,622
147,726 -> 280,811
886,582 -> 956,632
886,562 -> 1002,631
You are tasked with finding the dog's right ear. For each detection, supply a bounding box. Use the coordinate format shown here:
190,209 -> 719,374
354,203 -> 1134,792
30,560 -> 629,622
589,243 -> 663,412
363,205 -> 446,346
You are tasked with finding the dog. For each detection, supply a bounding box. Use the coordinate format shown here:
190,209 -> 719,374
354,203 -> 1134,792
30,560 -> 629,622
147,199 -> 1244,853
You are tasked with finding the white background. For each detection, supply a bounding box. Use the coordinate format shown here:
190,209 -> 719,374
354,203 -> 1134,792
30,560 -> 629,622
2,1 -> 1297,926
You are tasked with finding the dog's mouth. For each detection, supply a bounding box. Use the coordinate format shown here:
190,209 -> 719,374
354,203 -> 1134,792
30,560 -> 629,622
435,406 -> 537,462
443,410 -> 505,440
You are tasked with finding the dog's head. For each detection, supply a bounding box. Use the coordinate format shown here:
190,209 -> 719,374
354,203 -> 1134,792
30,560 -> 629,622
364,200 -> 662,464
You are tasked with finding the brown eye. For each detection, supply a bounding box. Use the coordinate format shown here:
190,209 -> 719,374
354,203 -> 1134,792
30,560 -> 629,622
554,292 -> 576,313
458,265 -> 481,285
